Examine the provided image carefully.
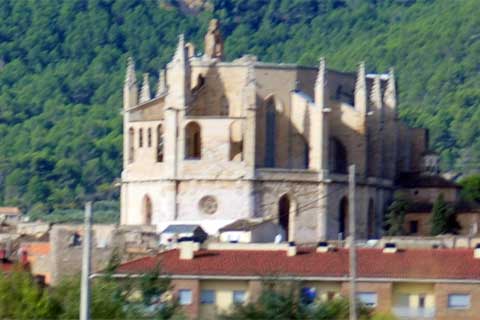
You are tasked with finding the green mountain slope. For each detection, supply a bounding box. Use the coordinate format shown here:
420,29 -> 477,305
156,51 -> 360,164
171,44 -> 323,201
0,0 -> 478,214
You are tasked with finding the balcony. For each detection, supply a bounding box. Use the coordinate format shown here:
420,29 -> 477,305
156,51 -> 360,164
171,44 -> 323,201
392,307 -> 435,319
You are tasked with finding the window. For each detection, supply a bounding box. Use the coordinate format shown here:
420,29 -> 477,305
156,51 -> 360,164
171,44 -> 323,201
448,294 -> 470,309
128,128 -> 134,163
264,97 -> 276,167
410,220 -> 419,234
329,138 -> 347,174
147,128 -> 152,147
139,128 -> 143,147
300,287 -> 317,305
418,294 -> 426,308
200,290 -> 215,304
178,289 -> 192,305
233,291 -> 246,305
185,122 -> 201,159
157,125 -> 164,162
327,292 -> 336,301
70,232 -> 82,246
357,292 -> 377,308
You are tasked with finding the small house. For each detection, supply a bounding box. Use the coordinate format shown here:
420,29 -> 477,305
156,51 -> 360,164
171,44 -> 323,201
160,224 -> 208,245
219,219 -> 284,243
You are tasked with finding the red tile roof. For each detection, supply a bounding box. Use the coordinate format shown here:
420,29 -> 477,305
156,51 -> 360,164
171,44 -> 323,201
115,248 -> 480,281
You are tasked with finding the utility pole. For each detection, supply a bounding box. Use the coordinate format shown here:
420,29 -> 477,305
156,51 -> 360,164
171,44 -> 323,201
348,165 -> 357,320
80,201 -> 92,320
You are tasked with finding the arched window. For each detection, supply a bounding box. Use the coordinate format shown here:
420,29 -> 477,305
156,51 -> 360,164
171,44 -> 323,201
220,95 -> 229,116
128,127 -> 134,163
157,125 -> 163,162
264,97 -> 276,167
139,128 -> 143,148
185,122 -> 201,159
229,120 -> 243,161
147,128 -> 152,147
143,195 -> 152,225
329,138 -> 347,174
278,194 -> 291,241
339,196 -> 349,239
368,198 -> 376,239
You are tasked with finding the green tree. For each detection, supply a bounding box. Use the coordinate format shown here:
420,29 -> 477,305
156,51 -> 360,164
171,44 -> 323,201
459,174 -> 480,202
430,193 -> 460,235
0,266 -> 61,319
220,281 -> 374,320
384,196 -> 409,236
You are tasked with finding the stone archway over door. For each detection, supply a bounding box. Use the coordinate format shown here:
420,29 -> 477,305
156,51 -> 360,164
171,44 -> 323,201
278,194 -> 296,241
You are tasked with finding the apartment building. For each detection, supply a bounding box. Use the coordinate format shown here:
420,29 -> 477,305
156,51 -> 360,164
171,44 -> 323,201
109,242 -> 480,320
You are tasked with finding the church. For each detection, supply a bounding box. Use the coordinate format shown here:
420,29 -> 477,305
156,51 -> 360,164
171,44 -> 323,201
120,20 -> 430,242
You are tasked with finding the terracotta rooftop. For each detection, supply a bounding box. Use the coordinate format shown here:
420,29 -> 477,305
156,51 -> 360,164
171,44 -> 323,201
115,247 -> 480,281
0,207 -> 21,215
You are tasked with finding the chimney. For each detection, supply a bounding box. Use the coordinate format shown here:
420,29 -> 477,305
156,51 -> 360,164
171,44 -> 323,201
383,242 -> 398,253
316,241 -> 331,253
179,240 -> 199,260
287,241 -> 297,257
20,249 -> 29,266
474,244 -> 480,259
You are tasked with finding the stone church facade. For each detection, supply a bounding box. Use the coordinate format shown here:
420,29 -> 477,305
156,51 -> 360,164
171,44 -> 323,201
121,20 -> 429,242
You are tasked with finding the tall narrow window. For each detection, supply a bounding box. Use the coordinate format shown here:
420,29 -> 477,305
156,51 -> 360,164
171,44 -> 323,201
157,125 -> 164,162
264,97 -> 276,167
329,138 -> 347,174
278,194 -> 290,241
185,122 -> 201,159
139,128 -> 143,147
229,120 -> 243,161
339,196 -> 348,239
147,128 -> 152,147
367,199 -> 375,239
128,127 -> 134,163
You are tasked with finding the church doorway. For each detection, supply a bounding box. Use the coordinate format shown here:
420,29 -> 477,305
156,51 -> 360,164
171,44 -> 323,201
278,194 -> 290,241
339,196 -> 348,239
143,195 -> 152,225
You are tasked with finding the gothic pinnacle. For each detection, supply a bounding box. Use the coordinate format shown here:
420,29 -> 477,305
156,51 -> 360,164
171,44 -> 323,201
140,73 -> 151,103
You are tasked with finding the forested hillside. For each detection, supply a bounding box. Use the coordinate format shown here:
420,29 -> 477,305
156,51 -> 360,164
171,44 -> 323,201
0,0 -> 478,217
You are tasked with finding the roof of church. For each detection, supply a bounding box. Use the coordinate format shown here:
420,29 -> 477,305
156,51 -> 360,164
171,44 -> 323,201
219,219 -> 272,232
396,172 -> 460,189
161,224 -> 205,234
114,247 -> 480,281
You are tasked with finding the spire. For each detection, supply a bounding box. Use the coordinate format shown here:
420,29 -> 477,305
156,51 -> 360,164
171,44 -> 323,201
246,61 -> 256,86
354,61 -> 367,114
156,69 -> 167,97
315,57 -> 327,109
316,57 -> 326,86
125,56 -> 136,88
140,73 -> 151,103
173,34 -> 186,61
384,68 -> 397,110
370,75 -> 382,109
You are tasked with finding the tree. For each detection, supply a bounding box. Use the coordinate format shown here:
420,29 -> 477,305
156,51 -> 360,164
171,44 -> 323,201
459,174 -> 480,202
220,281 -> 375,320
384,196 -> 409,236
430,193 -> 460,235
0,266 -> 61,319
